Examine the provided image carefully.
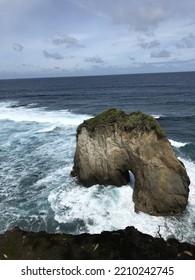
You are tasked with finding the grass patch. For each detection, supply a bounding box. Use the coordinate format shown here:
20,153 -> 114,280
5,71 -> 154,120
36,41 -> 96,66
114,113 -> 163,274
82,108 -> 166,138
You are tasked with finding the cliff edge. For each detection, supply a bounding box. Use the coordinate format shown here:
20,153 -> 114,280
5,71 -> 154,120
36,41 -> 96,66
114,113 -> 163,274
0,227 -> 194,260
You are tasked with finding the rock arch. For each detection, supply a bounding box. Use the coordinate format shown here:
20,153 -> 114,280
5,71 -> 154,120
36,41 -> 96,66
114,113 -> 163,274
71,109 -> 190,216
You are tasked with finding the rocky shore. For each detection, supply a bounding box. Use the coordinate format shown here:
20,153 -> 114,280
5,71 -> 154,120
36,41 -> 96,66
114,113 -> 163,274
1,109 -> 192,261
0,226 -> 194,260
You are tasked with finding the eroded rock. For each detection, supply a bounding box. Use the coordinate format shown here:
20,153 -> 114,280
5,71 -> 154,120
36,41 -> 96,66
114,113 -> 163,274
72,109 -> 190,216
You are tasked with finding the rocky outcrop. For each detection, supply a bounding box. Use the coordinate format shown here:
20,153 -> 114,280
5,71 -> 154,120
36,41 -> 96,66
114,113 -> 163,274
0,227 -> 194,260
72,109 -> 190,216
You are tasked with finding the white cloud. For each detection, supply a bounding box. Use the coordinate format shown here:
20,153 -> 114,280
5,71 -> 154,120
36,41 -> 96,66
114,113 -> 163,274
129,57 -> 136,61
111,0 -> 195,32
42,50 -> 64,60
13,43 -> 24,51
51,35 -> 85,48
1,0 -> 195,78
84,56 -> 105,64
138,39 -> 161,49
151,49 -> 171,58
176,33 -> 195,49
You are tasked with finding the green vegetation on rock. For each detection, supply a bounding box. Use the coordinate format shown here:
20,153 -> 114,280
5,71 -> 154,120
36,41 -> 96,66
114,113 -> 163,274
82,108 -> 166,138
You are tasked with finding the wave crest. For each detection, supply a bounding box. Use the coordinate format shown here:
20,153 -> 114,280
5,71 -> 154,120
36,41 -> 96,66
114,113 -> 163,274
0,101 -> 92,126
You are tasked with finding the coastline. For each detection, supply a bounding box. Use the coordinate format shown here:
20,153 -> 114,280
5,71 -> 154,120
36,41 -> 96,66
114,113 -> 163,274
0,226 -> 194,260
0,74 -> 195,252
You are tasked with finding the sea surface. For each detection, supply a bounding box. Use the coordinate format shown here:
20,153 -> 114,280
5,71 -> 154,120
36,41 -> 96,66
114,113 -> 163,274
0,72 -> 195,244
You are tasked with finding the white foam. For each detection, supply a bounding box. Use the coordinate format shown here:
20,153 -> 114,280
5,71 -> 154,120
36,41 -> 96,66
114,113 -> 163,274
1,100 -> 195,242
169,139 -> 188,148
48,183 -> 170,237
0,101 -> 92,126
48,154 -> 195,242
37,126 -> 58,133
179,157 -> 195,190
151,114 -> 163,119
26,103 -> 38,108
48,185 -> 134,234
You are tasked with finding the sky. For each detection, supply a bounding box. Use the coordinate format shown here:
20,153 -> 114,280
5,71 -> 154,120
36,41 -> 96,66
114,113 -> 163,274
1,0 -> 195,79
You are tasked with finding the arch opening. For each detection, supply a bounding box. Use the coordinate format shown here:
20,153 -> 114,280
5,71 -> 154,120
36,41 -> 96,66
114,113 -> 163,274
129,170 -> 135,189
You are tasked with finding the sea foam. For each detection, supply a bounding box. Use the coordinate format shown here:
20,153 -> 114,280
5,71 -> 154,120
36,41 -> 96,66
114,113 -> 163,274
0,101 -> 194,243
48,155 -> 195,242
169,139 -> 188,148
0,101 -> 91,126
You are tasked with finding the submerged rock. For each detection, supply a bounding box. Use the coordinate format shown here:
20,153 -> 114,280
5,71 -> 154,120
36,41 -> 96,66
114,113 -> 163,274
72,109 -> 190,216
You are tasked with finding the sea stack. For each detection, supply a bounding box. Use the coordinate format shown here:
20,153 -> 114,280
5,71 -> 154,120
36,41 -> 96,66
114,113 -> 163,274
71,109 -> 190,216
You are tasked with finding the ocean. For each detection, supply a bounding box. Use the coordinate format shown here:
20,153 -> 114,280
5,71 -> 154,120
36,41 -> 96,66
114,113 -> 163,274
0,72 -> 195,244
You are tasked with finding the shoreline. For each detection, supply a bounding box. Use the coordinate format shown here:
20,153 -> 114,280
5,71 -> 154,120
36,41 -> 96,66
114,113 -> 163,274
0,226 -> 195,260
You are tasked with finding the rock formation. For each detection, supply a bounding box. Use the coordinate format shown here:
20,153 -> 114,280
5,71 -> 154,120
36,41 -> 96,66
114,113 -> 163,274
1,226 -> 195,260
71,109 -> 190,216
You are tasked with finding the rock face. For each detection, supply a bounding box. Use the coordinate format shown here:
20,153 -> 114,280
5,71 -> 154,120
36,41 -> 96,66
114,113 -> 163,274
1,226 -> 195,260
72,109 -> 190,216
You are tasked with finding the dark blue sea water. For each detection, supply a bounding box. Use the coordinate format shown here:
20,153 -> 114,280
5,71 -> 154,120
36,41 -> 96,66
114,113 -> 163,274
0,72 -> 195,243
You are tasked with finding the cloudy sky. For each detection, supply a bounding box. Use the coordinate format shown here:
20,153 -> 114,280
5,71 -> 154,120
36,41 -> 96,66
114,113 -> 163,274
1,0 -> 195,79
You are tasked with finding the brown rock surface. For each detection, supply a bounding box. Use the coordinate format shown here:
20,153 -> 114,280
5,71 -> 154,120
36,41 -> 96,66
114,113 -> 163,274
72,109 -> 190,216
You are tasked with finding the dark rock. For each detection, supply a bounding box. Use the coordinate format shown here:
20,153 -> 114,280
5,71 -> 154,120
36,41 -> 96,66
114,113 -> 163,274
71,109 -> 190,216
0,227 -> 194,260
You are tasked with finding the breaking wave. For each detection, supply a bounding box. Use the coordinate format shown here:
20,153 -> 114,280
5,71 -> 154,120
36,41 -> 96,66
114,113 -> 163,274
0,101 -> 194,244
